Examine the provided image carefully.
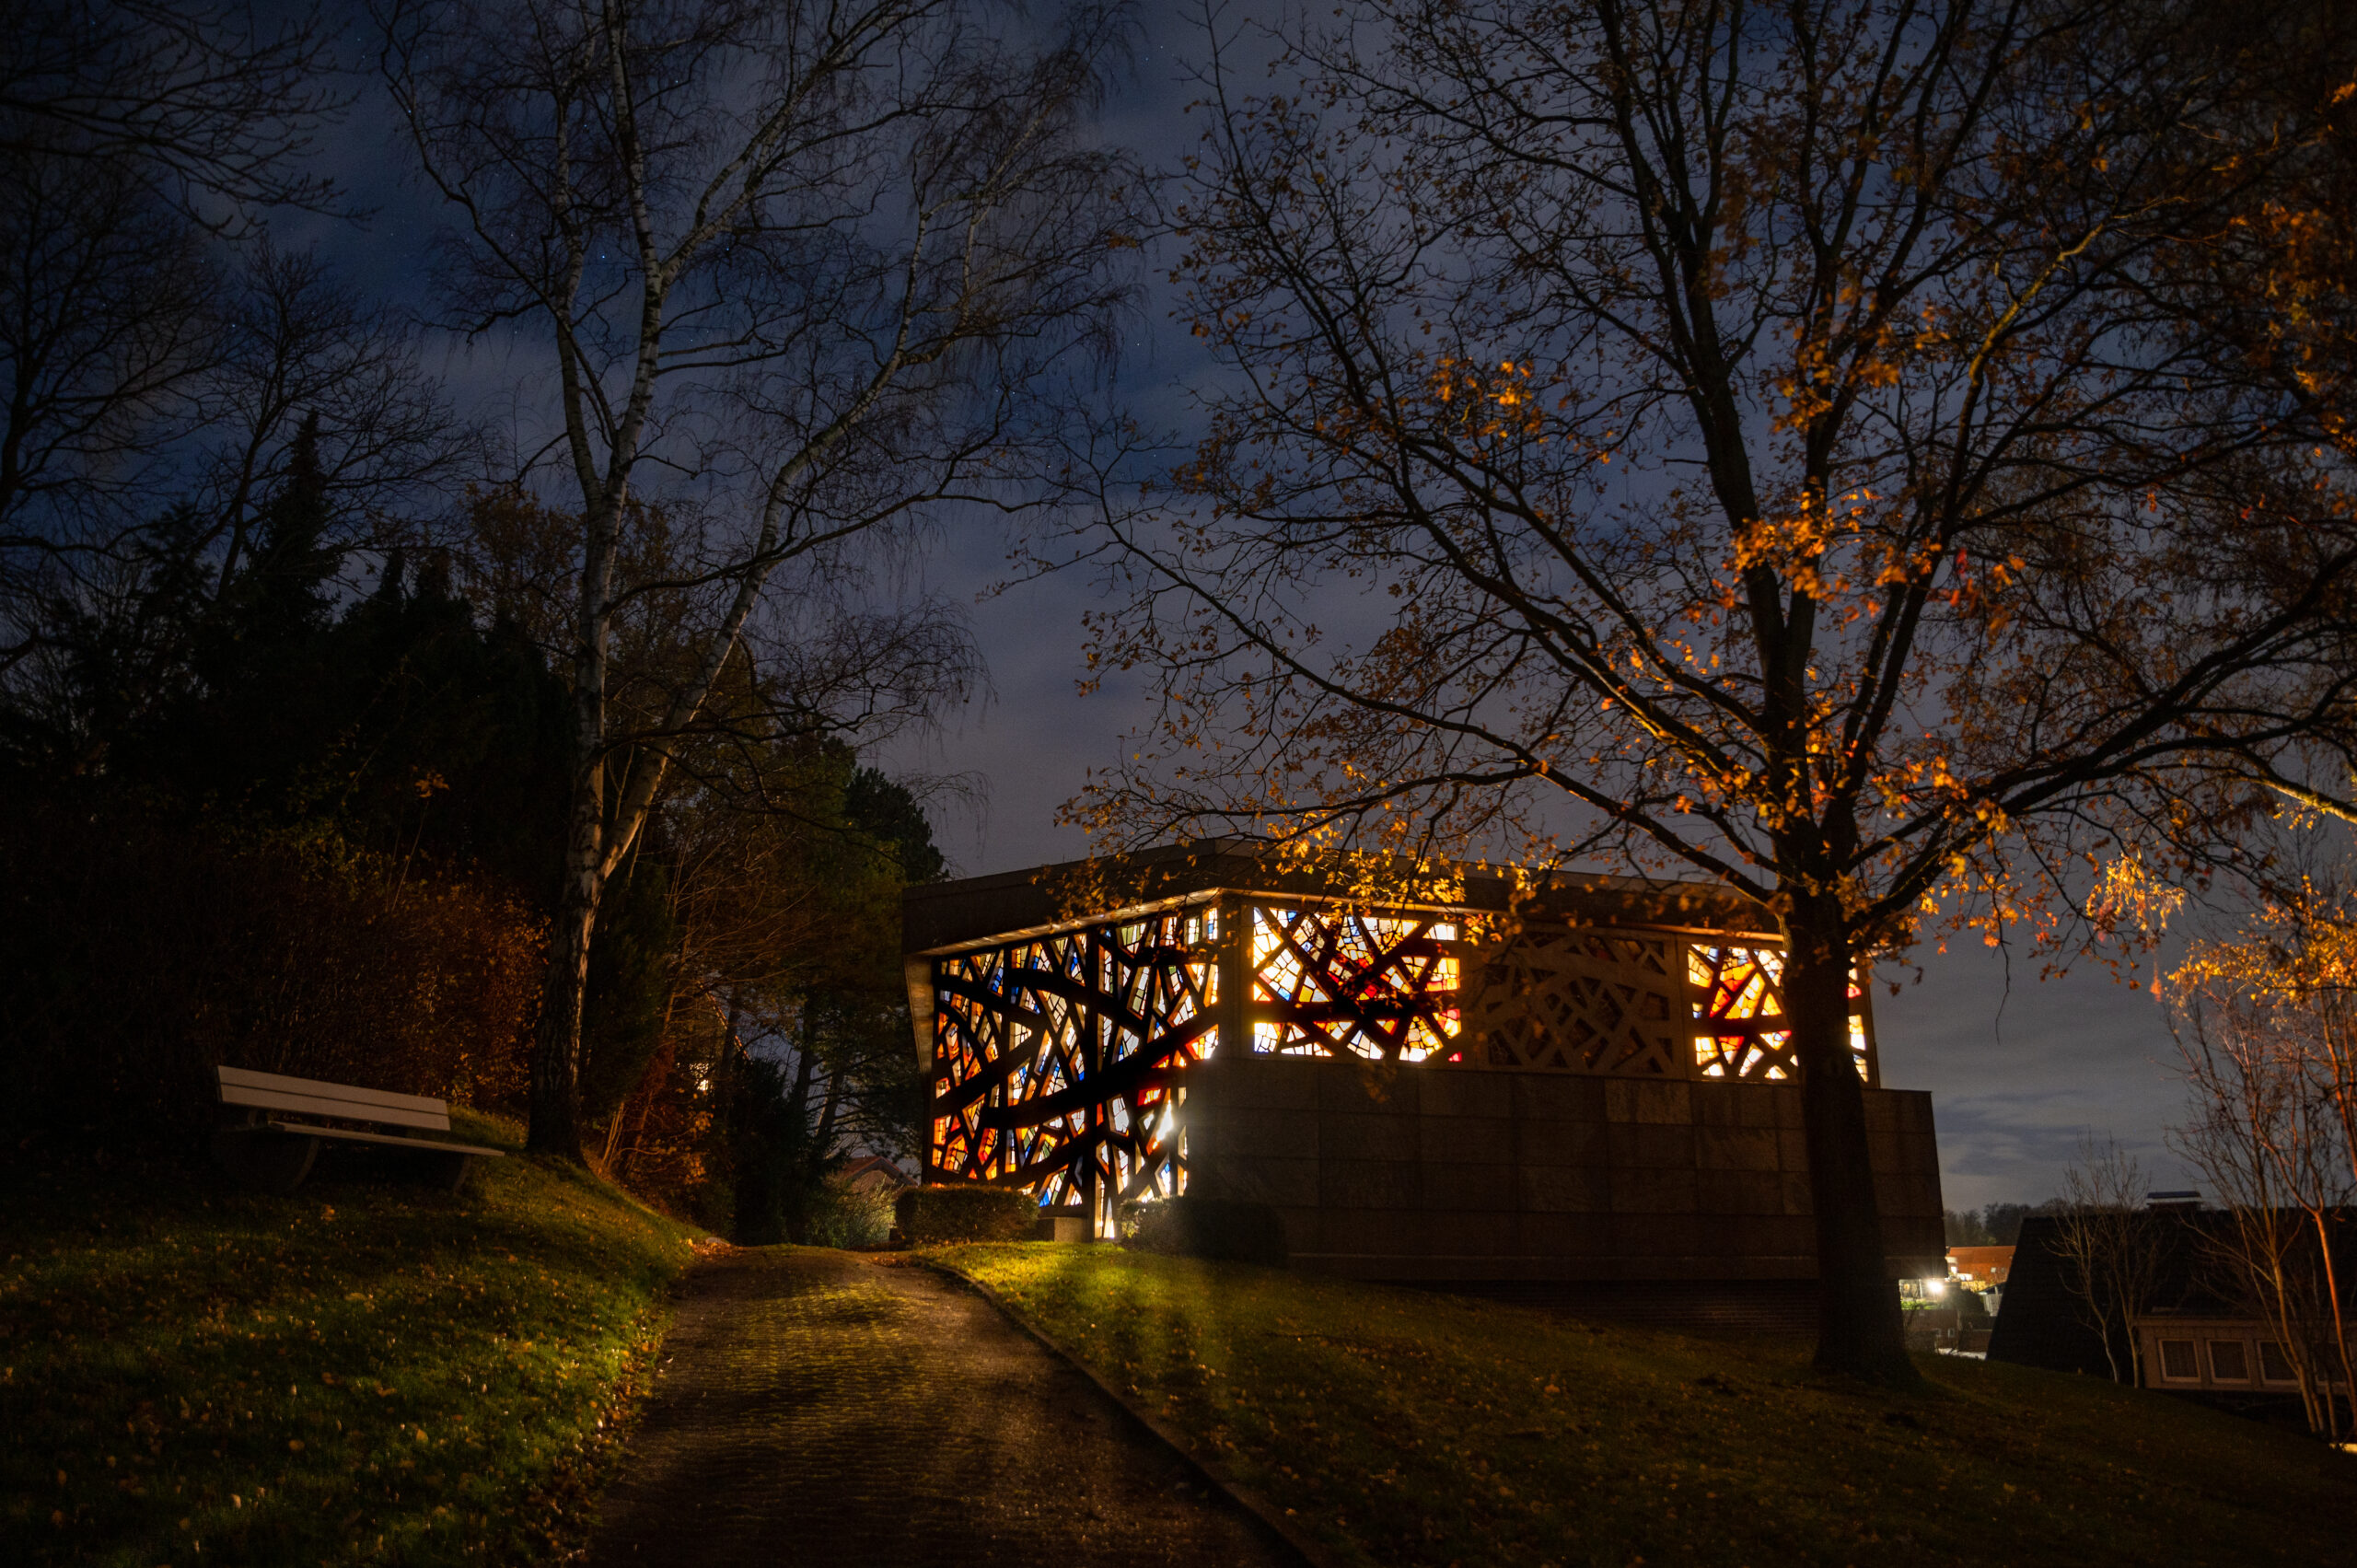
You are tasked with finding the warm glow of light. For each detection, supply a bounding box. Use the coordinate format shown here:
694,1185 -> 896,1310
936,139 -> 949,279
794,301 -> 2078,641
1246,903 -> 1465,1059
1688,944 -> 1872,1083
1252,907 -> 1286,965
929,909 -> 1208,1231
934,901 -> 1880,1230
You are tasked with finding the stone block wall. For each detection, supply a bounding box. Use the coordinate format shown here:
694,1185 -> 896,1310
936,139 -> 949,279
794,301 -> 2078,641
1180,1055 -> 1945,1283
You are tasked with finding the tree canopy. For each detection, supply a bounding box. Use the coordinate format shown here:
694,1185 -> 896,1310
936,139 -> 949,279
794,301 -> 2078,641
1067,0 -> 2357,1377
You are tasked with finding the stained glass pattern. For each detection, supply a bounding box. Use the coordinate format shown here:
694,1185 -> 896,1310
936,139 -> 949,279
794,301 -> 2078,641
928,907 -> 1216,1232
1246,904 -> 1469,1062
927,900 -> 1882,1217
1687,945 -> 1873,1081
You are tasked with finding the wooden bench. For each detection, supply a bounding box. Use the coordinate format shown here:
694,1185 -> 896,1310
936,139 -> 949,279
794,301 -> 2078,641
212,1066 -> 505,1193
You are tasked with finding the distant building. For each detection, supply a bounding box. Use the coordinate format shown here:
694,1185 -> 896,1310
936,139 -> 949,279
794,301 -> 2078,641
1946,1244 -> 2013,1313
1987,1211 -> 2335,1414
836,1155 -> 913,1195
1946,1245 -> 2013,1289
904,843 -> 1947,1328
2136,1315 -> 2306,1397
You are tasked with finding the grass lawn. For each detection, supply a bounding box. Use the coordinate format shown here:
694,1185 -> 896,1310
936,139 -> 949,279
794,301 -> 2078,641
1,1114 -> 701,1567
937,1243 -> 2357,1568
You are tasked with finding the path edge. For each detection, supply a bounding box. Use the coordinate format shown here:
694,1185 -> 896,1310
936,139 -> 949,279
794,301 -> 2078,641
911,1256 -> 1353,1568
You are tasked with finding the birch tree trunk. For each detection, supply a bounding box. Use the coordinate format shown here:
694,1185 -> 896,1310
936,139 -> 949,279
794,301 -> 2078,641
389,0 -> 1139,1158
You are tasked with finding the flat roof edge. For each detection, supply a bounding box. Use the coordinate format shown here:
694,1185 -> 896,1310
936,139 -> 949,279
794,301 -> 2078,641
902,842 -> 1771,956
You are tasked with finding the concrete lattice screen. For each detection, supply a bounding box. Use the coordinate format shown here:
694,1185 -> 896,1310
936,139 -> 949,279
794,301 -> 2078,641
922,877 -> 1888,1241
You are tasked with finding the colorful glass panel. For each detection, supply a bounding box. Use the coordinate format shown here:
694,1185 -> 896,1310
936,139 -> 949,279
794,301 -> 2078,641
1687,944 -> 1871,1081
1245,904 -> 1469,1063
928,908 -> 1215,1234
927,900 -> 1882,1219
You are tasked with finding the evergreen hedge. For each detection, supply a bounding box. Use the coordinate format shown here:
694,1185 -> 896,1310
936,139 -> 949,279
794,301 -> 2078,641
894,1183 -> 1039,1244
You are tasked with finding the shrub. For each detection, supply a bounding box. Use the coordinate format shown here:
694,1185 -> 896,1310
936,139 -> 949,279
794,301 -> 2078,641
1121,1196 -> 1289,1266
894,1183 -> 1038,1245
0,803 -> 541,1149
809,1179 -> 899,1248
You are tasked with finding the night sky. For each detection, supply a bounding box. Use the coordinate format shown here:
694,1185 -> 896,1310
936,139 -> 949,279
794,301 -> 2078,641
291,2 -> 2198,1212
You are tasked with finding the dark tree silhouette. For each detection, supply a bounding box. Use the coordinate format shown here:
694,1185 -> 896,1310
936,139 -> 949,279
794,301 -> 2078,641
1070,0 -> 2357,1378
386,0 -> 1144,1157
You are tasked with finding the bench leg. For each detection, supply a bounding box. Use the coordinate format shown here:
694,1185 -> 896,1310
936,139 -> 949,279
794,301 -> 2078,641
421,1151 -> 474,1192
212,1128 -> 320,1193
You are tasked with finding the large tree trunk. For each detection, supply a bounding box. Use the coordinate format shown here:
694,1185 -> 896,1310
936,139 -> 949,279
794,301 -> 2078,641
528,749 -> 608,1157
1783,895 -> 1914,1384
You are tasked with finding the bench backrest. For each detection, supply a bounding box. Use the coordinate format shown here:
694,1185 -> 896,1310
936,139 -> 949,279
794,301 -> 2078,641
216,1065 -> 451,1133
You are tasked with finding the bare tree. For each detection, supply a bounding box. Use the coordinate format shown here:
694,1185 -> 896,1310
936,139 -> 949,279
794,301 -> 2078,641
456,483 -> 967,1187
2175,887 -> 2357,1437
1061,0 -> 2357,1378
2049,1136 -> 2165,1385
0,238 -> 488,766
385,0 -> 1141,1156
200,242 -> 487,590
0,148 -> 219,635
0,0 -> 343,217
0,4 -> 476,696
0,0 -> 335,653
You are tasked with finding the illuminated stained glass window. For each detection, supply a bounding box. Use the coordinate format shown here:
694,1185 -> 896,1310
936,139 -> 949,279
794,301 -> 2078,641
1687,945 -> 1871,1081
929,908 -> 1215,1234
925,895 -> 1881,1219
1246,904 -> 1469,1063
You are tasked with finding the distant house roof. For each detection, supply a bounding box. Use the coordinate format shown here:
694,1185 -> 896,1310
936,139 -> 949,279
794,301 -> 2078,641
838,1156 -> 913,1192
1986,1217 -> 2132,1376
1987,1213 -> 2270,1376
1946,1245 -> 2014,1285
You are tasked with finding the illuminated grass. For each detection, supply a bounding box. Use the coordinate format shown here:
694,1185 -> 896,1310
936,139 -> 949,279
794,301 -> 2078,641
0,1115 -> 699,1566
938,1243 -> 2357,1568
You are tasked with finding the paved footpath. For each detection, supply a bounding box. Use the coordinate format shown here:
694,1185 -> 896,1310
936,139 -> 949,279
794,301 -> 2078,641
583,1248 -> 1298,1567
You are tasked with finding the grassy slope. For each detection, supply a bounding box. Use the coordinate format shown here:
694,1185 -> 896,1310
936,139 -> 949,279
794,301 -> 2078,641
1,1114 -> 699,1567
940,1244 -> 2357,1568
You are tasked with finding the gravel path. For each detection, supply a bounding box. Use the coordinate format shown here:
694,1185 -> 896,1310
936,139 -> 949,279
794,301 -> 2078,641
583,1248 -> 1298,1567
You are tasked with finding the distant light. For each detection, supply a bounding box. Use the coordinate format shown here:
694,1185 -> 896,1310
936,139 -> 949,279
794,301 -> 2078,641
1924,1279 -> 1947,1297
